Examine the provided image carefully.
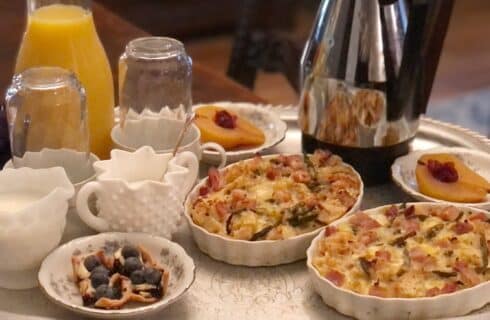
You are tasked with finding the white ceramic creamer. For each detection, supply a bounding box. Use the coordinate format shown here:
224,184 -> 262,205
76,146 -> 198,238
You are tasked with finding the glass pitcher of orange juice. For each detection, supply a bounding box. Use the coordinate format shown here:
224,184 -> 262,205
15,0 -> 114,159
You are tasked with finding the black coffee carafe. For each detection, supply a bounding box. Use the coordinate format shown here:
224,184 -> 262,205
299,0 -> 454,185
0,104 -> 10,166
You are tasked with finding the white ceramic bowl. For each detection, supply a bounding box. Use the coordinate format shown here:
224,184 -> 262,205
3,149 -> 99,207
193,102 -> 288,164
0,167 -> 74,289
38,232 -> 195,319
391,147 -> 490,210
306,202 -> 490,320
184,154 -> 363,266
111,117 -> 227,168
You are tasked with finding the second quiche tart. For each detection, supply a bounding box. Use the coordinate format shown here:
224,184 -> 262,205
307,202 -> 490,320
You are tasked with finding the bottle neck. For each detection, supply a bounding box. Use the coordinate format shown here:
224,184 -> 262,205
27,0 -> 91,14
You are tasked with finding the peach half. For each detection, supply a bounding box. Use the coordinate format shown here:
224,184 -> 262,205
194,106 -> 265,150
415,153 -> 490,203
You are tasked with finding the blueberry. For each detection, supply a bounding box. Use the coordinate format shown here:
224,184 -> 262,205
90,272 -> 109,288
121,245 -> 140,258
83,255 -> 100,272
143,268 -> 162,285
95,284 -> 121,300
106,286 -> 121,300
130,269 -> 145,284
95,284 -> 109,300
123,257 -> 143,275
91,265 -> 110,277
149,287 -> 162,298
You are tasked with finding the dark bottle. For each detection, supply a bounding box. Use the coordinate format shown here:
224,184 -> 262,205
0,104 -> 10,166
299,0 -> 454,185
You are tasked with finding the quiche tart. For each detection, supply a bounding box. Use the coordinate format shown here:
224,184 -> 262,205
307,203 -> 490,320
185,150 -> 363,266
190,150 -> 361,241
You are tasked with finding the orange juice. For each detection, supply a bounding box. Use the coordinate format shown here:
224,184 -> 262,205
15,4 -> 114,159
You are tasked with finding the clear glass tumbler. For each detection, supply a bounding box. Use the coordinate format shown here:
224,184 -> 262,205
119,37 -> 192,123
5,66 -> 91,184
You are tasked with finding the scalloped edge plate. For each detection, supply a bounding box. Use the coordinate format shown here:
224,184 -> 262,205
38,232 -> 195,319
193,102 -> 288,164
391,147 -> 490,210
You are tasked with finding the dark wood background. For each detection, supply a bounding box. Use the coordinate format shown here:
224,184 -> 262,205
0,1 -> 266,105
0,0 -> 268,163
2,0 -> 490,104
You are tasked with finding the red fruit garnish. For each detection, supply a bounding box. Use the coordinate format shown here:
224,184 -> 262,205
214,110 -> 237,129
427,159 -> 459,183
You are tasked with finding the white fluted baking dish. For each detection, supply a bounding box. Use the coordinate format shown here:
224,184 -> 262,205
184,154 -> 363,266
307,202 -> 490,320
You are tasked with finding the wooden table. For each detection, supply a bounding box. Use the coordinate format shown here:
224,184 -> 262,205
0,1 -> 264,165
0,1 -> 265,105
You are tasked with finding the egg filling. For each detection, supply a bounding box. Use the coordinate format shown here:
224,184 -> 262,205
190,150 -> 361,240
313,205 -> 490,298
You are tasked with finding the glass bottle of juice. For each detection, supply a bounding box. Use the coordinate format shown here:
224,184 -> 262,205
15,0 -> 114,159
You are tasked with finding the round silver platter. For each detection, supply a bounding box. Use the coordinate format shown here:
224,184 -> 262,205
1,105 -> 489,320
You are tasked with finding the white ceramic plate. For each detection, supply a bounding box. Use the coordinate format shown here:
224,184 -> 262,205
307,202 -> 490,320
38,232 -> 195,319
391,147 -> 490,210
193,102 -> 288,164
184,154 -> 363,266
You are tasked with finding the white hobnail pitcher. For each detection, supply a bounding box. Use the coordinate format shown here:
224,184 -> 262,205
76,146 -> 198,238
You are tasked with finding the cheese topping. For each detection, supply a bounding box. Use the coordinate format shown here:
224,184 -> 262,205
190,150 -> 361,240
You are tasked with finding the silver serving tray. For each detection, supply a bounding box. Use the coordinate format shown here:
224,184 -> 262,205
1,107 -> 489,320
